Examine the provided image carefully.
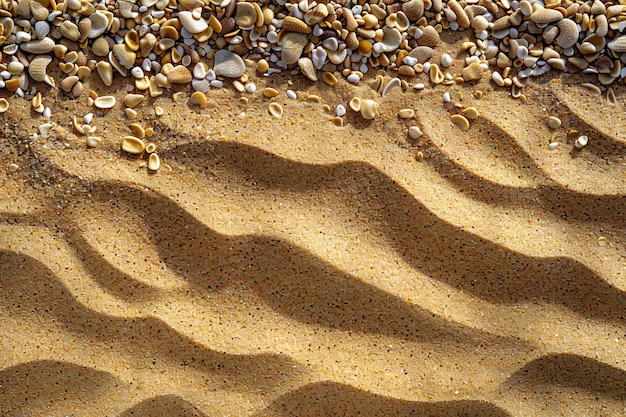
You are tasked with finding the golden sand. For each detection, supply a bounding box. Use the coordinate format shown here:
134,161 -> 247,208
1,60 -> 625,416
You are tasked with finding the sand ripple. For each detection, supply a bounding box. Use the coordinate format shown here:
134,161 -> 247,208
1,76 -> 625,417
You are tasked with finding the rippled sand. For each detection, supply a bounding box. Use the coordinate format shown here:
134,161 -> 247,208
1,68 -> 625,416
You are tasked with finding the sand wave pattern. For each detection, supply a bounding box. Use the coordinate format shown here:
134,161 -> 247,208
1,78 -> 625,416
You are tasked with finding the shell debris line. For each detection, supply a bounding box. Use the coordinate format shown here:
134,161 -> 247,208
0,0 -> 622,145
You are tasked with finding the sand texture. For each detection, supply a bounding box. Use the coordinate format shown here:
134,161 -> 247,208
1,68 -> 625,417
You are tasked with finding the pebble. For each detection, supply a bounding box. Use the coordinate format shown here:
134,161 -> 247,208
398,109 -> 415,119
441,54 -> 452,68
548,142 -> 559,151
336,105 -> 346,117
408,126 -> 422,139
548,116 -> 561,129
213,50 -> 246,78
450,114 -> 470,131
286,90 -> 297,100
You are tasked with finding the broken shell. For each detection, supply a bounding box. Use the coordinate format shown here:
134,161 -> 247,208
121,136 -> 146,154
268,102 -> 283,118
462,107 -> 480,120
28,55 -> 52,82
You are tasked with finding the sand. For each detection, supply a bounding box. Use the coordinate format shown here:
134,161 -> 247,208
0,56 -> 625,416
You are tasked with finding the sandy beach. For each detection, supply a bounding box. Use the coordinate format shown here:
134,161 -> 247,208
1,0 -> 626,414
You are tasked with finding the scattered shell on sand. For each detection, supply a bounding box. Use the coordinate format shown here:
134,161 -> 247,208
462,107 -> 479,120
548,116 -> 562,129
190,91 -> 208,105
146,143 -> 157,153
408,126 -> 423,139
574,135 -> 589,148
94,96 -> 116,109
124,94 -> 144,108
121,136 -> 146,154
148,153 -> 161,171
213,49 -> 246,78
398,109 -> 415,119
450,114 -> 470,131
86,136 -> 103,147
268,102 -> 283,118
0,98 -> 9,113
359,99 -> 380,120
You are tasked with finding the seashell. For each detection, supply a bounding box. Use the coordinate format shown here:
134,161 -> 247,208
263,87 -> 279,97
398,109 -> 415,119
213,49 -> 246,78
124,93 -> 144,108
235,2 -> 258,28
88,12 -> 109,39
148,153 -> 161,171
30,1 -> 49,20
322,72 -> 338,86
463,107 -> 480,120
298,57 -> 317,81
346,31 -> 359,50
349,97 -> 361,112
76,21 -> 91,44
0,98 -> 9,113
451,114 -> 470,131
191,78 -> 211,93
92,37 -> 110,57
360,99 -> 380,120
359,40 -> 373,55
60,21 -> 80,41
94,96 -> 116,109
28,55 -> 52,82
279,32 -> 308,65
61,75 -> 79,92
608,36 -> 626,53
167,65 -> 192,84
20,37 -> 54,54
448,0 -> 470,28
380,26 -> 402,52
121,136 -> 146,154
312,46 -> 327,69
140,33 -> 157,57
416,25 -> 440,47
112,44 -> 136,70
282,16 -> 311,34
327,48 -> 348,65
178,10 -> 208,34
268,102 -> 283,118
461,62 -> 483,81
190,91 -> 207,106
129,123 -> 145,139
555,18 -> 578,48
145,143 -> 157,153
304,3 -> 328,26
86,136 -> 103,148
96,61 -> 113,87
530,7 -> 563,24
34,21 -> 50,39
124,29 -> 140,52
403,0 -> 424,21
179,0 -> 203,9
382,77 -> 402,96
409,46 -> 434,63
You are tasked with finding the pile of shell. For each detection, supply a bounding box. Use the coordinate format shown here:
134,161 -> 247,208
0,0 -> 624,105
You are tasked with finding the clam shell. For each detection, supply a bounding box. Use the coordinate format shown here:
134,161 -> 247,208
213,49 -> 245,78
268,103 -> 283,118
279,32 -> 308,65
95,95 -> 116,109
235,2 -> 258,28
282,16 -> 311,34
20,37 -> 55,54
304,3 -> 328,26
360,99 -> 380,120
148,153 -> 161,171
0,98 -> 9,113
28,55 -> 52,82
403,0 -> 424,21
178,10 -> 208,34
121,136 -> 145,154
416,25 -> 440,47
96,61 -> 113,86
608,36 -> 626,53
34,21 -> 49,39
530,7 -> 563,24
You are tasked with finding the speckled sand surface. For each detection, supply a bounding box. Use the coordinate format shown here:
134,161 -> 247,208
1,63 -> 625,416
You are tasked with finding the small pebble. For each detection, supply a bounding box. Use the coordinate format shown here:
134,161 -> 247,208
548,116 -> 561,129
574,135 -> 588,148
548,142 -> 559,151
286,90 -> 297,100
408,126 -> 422,139
336,104 -> 346,117
441,54 -> 452,67
443,92 -> 451,102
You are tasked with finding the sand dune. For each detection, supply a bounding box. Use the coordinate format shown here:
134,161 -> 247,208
1,70 -> 625,417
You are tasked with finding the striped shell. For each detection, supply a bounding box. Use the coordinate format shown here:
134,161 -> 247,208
608,36 -> 626,52
28,55 -> 52,82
